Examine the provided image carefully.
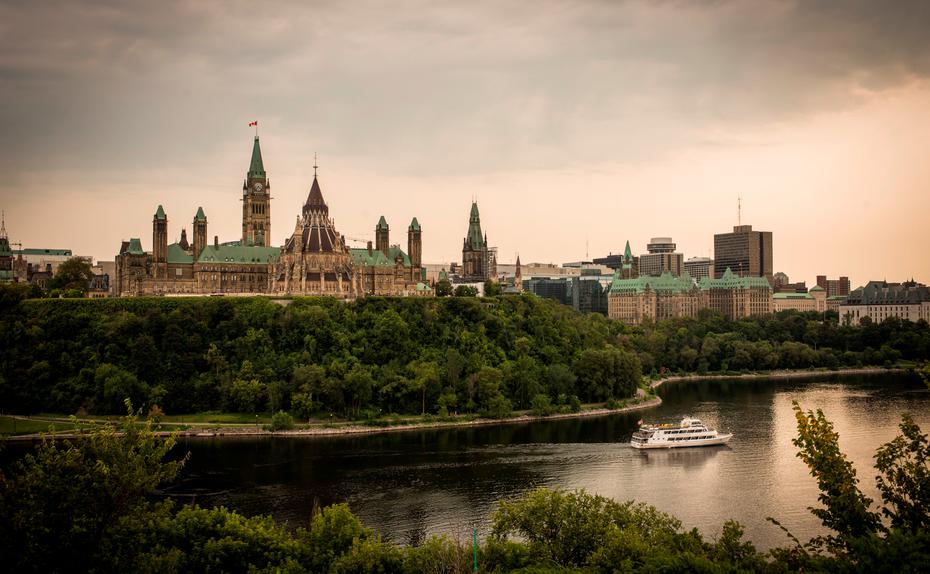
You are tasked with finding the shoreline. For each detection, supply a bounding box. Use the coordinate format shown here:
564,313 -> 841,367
3,397 -> 664,442
4,366 -> 908,442
650,366 -> 904,390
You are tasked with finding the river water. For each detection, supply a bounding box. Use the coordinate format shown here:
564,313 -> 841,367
172,373 -> 929,550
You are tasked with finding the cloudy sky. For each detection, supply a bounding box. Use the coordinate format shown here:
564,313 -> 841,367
1,0 -> 929,286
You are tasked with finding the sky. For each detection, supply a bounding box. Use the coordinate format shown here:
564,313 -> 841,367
1,0 -> 929,287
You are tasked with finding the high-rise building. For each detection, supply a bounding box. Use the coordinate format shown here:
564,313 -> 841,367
684,257 -> 714,280
713,225 -> 773,281
639,237 -> 683,277
816,275 -> 850,298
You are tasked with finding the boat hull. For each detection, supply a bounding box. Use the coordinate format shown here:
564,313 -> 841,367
631,433 -> 732,449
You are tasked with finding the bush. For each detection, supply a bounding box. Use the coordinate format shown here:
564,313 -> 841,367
530,393 -> 554,416
268,410 -> 295,431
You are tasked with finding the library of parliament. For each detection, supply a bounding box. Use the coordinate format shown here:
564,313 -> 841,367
115,136 -> 430,297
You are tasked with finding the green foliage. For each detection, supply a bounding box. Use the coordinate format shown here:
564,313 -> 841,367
0,402 -> 186,572
269,410 -> 295,431
49,256 -> 94,293
302,503 -> 372,573
791,401 -> 883,549
435,278 -> 453,297
2,295 -> 928,419
484,279 -> 502,296
453,285 -> 478,297
874,413 -> 930,532
530,393 -> 554,416
331,536 -> 405,574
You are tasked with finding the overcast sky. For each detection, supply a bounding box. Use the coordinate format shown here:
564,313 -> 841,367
2,0 -> 929,286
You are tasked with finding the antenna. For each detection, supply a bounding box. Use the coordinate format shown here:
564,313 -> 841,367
737,195 -> 742,227
586,237 -> 589,260
313,153 -> 318,177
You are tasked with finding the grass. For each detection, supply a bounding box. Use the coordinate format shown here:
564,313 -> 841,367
0,416 -> 87,436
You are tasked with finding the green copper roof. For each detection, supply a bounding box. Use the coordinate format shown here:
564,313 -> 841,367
154,205 -> 167,220
610,270 -> 696,294
623,240 -> 632,260
194,207 -> 206,222
197,244 -> 279,265
248,136 -> 265,178
465,202 -> 484,248
809,285 -> 825,292
376,216 -> 389,231
349,246 -> 412,268
13,248 -> 75,256
167,243 -> 193,264
409,217 -> 421,231
698,268 -> 772,290
416,282 -> 432,291
773,292 -> 813,300
127,238 -> 144,255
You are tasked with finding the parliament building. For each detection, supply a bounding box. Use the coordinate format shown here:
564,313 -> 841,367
115,136 -> 428,297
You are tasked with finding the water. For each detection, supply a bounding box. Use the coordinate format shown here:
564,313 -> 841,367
160,374 -> 930,549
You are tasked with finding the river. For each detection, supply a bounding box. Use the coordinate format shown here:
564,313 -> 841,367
170,373 -> 929,551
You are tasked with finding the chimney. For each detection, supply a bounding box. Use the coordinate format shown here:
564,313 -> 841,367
367,241 -> 373,256
214,235 -> 219,248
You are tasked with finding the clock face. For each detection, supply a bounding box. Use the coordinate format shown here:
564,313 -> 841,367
254,182 -> 264,192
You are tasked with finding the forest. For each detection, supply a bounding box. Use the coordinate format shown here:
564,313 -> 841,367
1,284 -> 928,417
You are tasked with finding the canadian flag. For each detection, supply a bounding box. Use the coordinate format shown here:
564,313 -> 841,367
248,121 -> 258,127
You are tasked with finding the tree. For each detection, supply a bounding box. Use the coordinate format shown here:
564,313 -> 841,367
874,413 -> 930,532
49,256 -> 94,293
483,279 -> 502,296
791,402 -> 883,549
95,363 -> 148,414
453,285 -> 478,297
434,278 -> 453,297
228,378 -> 267,413
0,403 -> 186,572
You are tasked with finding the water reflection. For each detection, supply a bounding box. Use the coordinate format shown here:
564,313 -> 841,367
173,373 -> 929,550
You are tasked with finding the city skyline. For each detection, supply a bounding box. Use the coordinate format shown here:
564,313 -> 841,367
2,1 -> 930,288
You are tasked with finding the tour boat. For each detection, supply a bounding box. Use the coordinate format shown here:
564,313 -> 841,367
630,417 -> 732,449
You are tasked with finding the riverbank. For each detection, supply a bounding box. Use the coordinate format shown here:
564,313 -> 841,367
650,365 -> 904,390
3,396 -> 663,441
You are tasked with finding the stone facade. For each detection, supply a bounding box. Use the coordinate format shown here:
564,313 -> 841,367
772,285 -> 827,313
838,280 -> 930,325
607,268 -> 774,324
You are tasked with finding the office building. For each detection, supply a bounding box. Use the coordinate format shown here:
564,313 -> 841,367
684,257 -> 714,280
816,275 -> 851,298
714,225 -> 773,281
838,280 -> 930,325
638,237 -> 683,277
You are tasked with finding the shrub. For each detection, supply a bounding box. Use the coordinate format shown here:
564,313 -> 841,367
269,410 -> 295,431
530,393 -> 554,416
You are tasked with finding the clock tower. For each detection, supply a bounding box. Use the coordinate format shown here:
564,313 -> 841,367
242,136 -> 271,246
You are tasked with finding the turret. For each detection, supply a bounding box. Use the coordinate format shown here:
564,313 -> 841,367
242,136 -> 271,247
152,205 -> 168,278
407,217 -> 422,268
193,207 -> 207,258
376,216 -> 390,256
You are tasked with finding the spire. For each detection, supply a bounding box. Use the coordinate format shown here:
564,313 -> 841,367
303,174 -> 328,216
409,217 -> 420,231
465,201 -> 484,249
376,215 -> 389,231
154,205 -> 167,220
623,240 -> 632,260
0,210 -> 6,240
194,206 -> 206,222
248,136 -> 265,178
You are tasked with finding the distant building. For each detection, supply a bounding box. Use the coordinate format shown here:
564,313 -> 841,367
838,280 -> 930,325
772,285 -> 826,313
684,257 -> 714,280
772,272 -> 790,290
0,214 -> 12,283
816,275 -> 850,298
638,237 -> 683,277
607,267 -> 773,324
714,225 -> 773,281
523,274 -> 609,315
461,202 -> 494,282
607,272 -> 703,325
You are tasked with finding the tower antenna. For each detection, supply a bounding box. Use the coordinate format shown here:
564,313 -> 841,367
313,153 -> 318,177
738,195 -> 742,227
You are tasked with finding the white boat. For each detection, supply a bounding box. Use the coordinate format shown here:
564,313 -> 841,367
630,417 -> 732,449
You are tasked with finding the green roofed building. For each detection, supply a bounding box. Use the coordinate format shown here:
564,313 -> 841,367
608,267 -> 773,324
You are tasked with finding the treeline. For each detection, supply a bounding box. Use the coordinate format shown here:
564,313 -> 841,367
1,286 -> 928,416
1,403 -> 928,572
